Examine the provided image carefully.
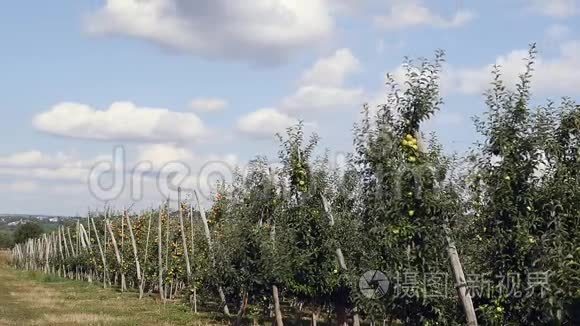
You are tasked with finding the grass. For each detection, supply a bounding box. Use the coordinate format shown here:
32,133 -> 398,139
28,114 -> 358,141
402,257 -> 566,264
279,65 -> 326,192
0,251 -> 349,325
0,252 -> 225,326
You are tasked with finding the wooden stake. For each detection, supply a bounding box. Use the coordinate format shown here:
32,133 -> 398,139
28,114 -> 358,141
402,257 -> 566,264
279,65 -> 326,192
164,198 -> 171,301
194,191 -> 230,316
105,217 -> 125,292
447,231 -> 478,326
158,207 -> 165,302
90,217 -> 107,288
57,226 -> 64,261
125,210 -> 143,298
177,188 -> 193,285
67,227 -> 76,257
272,285 -> 284,326
141,212 -> 153,298
321,194 -> 358,325
189,203 -> 198,313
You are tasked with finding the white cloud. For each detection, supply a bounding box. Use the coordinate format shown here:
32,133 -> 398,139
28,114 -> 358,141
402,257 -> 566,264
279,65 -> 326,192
0,181 -> 39,193
529,0 -> 578,18
329,0 -> 366,13
237,48 -> 363,138
136,143 -> 196,169
0,151 -> 72,168
301,48 -> 360,86
136,143 -> 238,172
133,143 -> 239,202
236,108 -> 298,138
33,101 -> 205,142
281,85 -> 364,112
189,98 -> 228,112
25,168 -> 88,182
85,0 -> 334,63
0,167 -> 87,188
0,150 -> 103,183
440,40 -> 580,95
0,144 -> 244,214
374,1 -> 474,30
282,48 -> 364,113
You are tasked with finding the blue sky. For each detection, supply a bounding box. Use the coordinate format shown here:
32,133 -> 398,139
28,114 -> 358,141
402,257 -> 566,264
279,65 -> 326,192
1,0 -> 579,215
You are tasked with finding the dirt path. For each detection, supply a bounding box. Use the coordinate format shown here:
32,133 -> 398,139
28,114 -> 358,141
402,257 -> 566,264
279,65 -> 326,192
0,254 -> 222,326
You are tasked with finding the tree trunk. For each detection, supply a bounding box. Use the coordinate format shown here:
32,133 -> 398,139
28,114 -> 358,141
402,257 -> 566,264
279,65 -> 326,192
335,302 -> 348,326
311,309 -> 319,326
235,291 -> 249,326
193,287 -> 198,313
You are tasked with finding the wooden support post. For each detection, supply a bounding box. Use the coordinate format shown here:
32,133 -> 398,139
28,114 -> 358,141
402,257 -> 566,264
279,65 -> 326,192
446,231 -> 478,326
194,191 -> 230,316
105,217 -> 125,291
90,217 -> 108,288
158,207 -> 165,302
321,194 -> 359,325
177,188 -> 194,309
125,211 -> 143,298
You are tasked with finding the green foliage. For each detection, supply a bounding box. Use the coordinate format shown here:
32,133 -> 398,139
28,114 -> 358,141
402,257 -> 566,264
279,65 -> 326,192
350,50 -> 463,324
13,222 -> 43,244
467,44 -> 580,324
10,45 -> 579,325
0,231 -> 13,248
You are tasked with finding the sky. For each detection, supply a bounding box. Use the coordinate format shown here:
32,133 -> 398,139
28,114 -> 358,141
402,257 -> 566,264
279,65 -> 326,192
1,0 -> 579,216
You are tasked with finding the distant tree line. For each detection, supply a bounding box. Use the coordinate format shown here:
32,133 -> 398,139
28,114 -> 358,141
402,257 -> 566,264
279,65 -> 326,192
0,222 -> 44,248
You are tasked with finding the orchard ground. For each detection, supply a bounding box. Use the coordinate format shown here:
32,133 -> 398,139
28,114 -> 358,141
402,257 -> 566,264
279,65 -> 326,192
0,251 -> 343,325
0,251 -> 223,326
